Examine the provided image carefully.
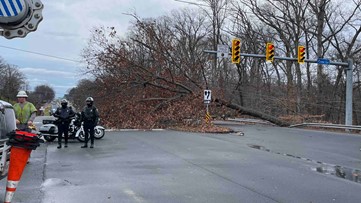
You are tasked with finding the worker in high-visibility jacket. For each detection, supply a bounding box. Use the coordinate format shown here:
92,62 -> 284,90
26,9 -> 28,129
13,91 -> 37,131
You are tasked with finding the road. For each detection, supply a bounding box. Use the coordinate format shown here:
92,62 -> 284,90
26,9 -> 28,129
1,121 -> 361,202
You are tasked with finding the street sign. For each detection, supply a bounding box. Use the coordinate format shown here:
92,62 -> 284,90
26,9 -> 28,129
204,90 -> 211,104
217,45 -> 229,58
317,58 -> 330,65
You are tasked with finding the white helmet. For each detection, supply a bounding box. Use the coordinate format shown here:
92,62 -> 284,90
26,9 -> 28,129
16,90 -> 28,98
61,99 -> 68,104
85,97 -> 94,102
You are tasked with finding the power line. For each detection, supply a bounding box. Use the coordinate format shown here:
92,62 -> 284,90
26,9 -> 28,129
0,45 -> 82,63
174,0 -> 208,7
173,0 -> 253,14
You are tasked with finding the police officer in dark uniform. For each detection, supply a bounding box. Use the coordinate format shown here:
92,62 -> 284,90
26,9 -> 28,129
81,97 -> 99,148
53,99 -> 75,149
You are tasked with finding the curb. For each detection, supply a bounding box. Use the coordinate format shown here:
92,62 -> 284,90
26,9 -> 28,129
105,129 -> 165,132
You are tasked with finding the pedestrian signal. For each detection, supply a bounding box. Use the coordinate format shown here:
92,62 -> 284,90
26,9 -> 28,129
266,43 -> 275,62
298,46 -> 306,64
231,39 -> 241,64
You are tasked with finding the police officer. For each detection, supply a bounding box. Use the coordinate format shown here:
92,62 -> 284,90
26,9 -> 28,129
81,97 -> 99,148
53,99 -> 75,149
13,90 -> 37,131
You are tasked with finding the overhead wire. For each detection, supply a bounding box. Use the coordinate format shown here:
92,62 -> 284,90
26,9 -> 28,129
0,45 -> 82,63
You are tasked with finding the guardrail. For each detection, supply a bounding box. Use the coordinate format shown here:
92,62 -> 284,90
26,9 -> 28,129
289,123 -> 361,131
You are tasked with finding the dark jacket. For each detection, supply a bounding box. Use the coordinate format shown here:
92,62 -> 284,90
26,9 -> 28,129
53,106 -> 75,124
81,105 -> 99,126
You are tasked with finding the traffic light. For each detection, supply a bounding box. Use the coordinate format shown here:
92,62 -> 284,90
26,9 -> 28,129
298,46 -> 306,64
266,43 -> 275,62
231,39 -> 241,64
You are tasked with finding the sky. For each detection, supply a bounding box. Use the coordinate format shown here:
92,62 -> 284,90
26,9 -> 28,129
0,0 -> 198,98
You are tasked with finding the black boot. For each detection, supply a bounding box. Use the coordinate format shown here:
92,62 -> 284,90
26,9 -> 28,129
57,144 -> 62,149
64,143 -> 68,148
90,143 -> 94,148
81,143 -> 88,148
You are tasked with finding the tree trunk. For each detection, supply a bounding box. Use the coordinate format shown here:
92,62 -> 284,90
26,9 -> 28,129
215,98 -> 291,127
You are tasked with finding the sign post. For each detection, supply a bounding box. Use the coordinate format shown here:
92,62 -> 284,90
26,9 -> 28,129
204,90 -> 212,123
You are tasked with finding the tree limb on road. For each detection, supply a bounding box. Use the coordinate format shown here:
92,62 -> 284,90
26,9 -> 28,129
214,98 -> 290,127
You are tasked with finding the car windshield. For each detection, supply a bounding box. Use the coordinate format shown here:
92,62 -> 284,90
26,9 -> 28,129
0,108 -> 16,139
0,113 -> 6,139
4,108 -> 16,132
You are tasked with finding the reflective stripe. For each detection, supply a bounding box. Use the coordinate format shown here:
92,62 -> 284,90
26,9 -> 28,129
4,190 -> 15,203
15,0 -> 22,12
0,0 -> 11,16
0,0 -> 23,17
6,180 -> 19,189
8,0 -> 17,15
3,0 -> 13,16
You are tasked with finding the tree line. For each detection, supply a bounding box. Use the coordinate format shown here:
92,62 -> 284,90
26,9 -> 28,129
67,0 -> 361,128
0,57 -> 55,111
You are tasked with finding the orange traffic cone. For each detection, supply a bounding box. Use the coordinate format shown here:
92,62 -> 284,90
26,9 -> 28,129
4,147 -> 31,203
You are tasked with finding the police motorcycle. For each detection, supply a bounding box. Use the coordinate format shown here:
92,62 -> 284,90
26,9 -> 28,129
39,113 -> 105,142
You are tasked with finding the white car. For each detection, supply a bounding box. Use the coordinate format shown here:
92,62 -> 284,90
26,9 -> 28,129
33,116 -> 57,132
0,100 -> 16,179
0,100 -> 16,137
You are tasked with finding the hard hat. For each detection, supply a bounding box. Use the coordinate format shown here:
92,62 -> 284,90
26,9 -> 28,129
16,90 -> 28,98
60,99 -> 68,104
85,97 -> 94,102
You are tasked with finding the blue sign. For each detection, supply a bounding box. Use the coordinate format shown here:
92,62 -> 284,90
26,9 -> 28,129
0,0 -> 24,17
317,58 -> 330,65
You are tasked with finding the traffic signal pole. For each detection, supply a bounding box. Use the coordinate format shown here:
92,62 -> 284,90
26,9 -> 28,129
204,49 -> 353,127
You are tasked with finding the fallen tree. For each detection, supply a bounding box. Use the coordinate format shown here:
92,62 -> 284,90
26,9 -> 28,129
214,98 -> 291,127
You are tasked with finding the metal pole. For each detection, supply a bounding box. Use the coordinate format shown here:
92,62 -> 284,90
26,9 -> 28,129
345,59 -> 353,126
205,49 -> 353,126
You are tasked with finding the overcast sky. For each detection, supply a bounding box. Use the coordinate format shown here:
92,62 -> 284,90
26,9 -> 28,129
0,0 -> 198,98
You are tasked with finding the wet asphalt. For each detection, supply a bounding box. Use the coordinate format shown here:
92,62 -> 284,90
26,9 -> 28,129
1,122 -> 361,202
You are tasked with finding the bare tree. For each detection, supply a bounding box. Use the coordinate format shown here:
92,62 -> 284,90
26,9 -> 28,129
28,85 -> 55,110
75,0 -> 361,128
0,62 -> 26,102
66,79 -> 98,110
81,9 -> 211,128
